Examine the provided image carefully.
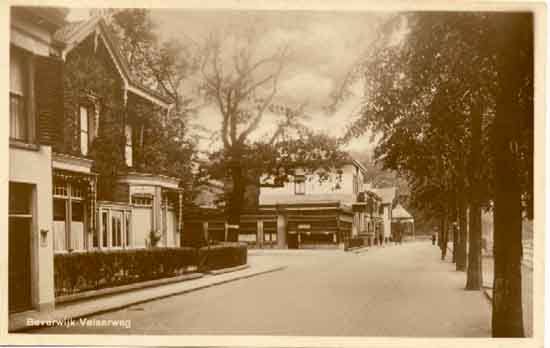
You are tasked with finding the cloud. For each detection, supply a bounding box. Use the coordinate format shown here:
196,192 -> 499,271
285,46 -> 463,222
278,72 -> 333,106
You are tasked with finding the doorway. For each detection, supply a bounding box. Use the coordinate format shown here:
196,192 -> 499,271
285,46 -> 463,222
8,183 -> 33,313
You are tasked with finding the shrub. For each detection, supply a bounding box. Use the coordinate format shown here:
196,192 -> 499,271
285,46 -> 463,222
54,244 -> 248,297
198,242 -> 248,271
54,247 -> 196,297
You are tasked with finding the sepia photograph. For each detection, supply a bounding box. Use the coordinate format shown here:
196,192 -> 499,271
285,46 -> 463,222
2,1 -> 546,347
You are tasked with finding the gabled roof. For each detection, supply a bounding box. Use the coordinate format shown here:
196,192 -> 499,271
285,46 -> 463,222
371,187 -> 396,205
392,204 -> 413,220
54,16 -> 172,108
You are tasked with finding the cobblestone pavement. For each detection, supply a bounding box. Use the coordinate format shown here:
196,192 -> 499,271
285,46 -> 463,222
33,241 -> 491,336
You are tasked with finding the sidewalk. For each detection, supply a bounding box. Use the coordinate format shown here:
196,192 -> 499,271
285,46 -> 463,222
9,262 -> 286,332
446,241 -> 533,336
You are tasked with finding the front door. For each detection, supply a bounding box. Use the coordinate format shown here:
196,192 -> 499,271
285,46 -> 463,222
287,233 -> 299,249
9,183 -> 33,313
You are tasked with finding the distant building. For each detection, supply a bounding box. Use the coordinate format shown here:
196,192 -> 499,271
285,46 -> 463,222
371,187 -> 397,244
258,158 -> 371,249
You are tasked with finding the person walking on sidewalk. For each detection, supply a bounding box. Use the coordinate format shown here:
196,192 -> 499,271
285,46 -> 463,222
432,233 -> 437,245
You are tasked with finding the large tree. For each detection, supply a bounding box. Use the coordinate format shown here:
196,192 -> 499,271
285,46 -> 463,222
490,12 -> 533,338
335,12 -> 533,337
199,28 -> 347,241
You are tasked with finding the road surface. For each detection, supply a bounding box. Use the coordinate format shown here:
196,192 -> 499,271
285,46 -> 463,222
33,241 -> 491,336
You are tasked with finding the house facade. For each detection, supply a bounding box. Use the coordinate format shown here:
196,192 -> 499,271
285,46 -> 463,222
258,159 -> 380,249
8,8 -> 186,314
9,6 -> 68,314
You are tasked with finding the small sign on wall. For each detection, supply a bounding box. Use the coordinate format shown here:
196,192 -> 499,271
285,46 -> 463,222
40,229 -> 48,247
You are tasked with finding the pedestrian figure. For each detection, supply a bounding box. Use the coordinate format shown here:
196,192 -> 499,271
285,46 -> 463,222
432,233 -> 436,245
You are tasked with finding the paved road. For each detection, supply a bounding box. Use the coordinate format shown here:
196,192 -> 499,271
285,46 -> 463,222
33,241 -> 491,336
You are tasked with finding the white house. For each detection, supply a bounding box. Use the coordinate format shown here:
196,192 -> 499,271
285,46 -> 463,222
8,6 -> 68,314
258,158 -> 369,248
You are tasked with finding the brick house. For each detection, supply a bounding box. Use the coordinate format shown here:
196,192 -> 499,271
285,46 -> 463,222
8,8 -> 186,314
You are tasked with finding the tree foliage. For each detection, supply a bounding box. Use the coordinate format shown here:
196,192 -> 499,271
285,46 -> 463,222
197,26 -> 348,233
337,11 -> 533,337
105,9 -> 203,204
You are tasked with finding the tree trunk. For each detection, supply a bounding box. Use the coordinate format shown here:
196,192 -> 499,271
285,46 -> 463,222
452,221 -> 458,263
456,188 -> 468,271
491,13 -> 528,338
441,212 -> 448,260
466,103 -> 483,290
227,157 -> 245,242
438,219 -> 444,252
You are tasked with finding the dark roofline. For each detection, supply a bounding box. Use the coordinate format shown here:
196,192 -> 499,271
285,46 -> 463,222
97,20 -> 173,106
56,16 -> 173,107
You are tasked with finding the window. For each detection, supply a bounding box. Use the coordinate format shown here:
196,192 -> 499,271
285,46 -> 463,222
10,49 -> 30,142
9,183 -> 32,216
54,183 -> 68,197
71,201 -> 83,222
102,211 -> 108,248
132,195 -> 153,206
125,124 -> 133,167
125,213 -> 131,247
111,213 -> 122,248
80,106 -> 89,155
53,199 -> 66,221
53,181 -> 87,252
294,176 -> 306,195
100,209 -> 131,249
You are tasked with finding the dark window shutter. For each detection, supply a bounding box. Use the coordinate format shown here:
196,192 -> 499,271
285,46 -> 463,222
34,55 -> 63,147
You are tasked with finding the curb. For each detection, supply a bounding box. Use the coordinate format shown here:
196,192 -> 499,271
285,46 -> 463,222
10,265 -> 286,332
55,273 -> 204,305
207,264 -> 250,275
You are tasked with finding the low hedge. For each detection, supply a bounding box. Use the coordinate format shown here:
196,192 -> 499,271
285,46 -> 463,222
347,237 -> 365,249
198,242 -> 248,271
54,245 -> 248,297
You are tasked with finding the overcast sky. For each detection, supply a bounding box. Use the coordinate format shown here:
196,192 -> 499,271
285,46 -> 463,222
68,8 -> 383,155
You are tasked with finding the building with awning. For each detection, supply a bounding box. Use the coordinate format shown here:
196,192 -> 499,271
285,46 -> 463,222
391,204 -> 415,241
